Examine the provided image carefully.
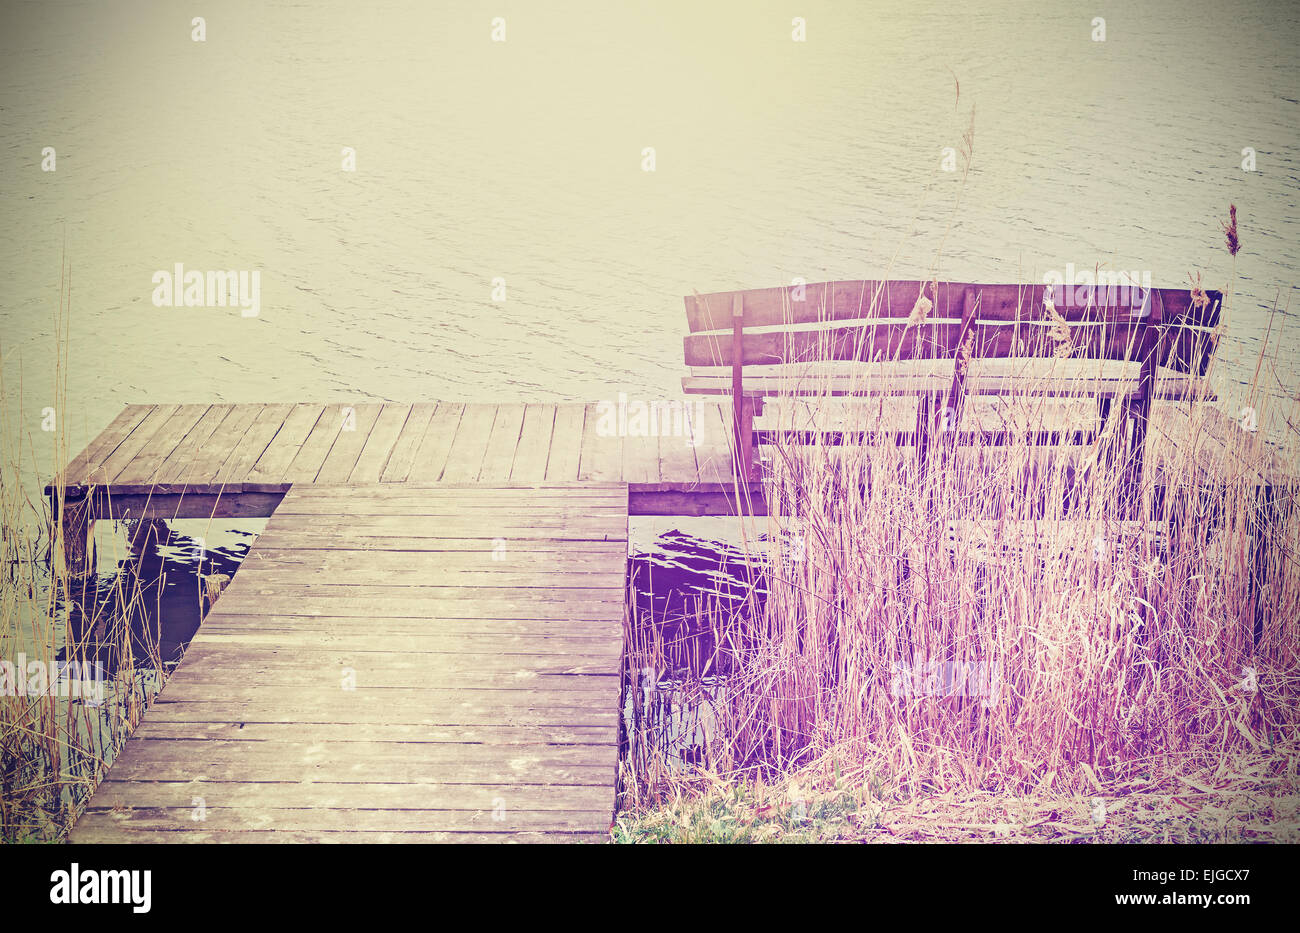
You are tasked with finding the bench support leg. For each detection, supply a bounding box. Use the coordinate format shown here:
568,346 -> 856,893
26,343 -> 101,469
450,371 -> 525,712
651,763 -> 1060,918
915,393 -> 935,476
1124,397 -> 1151,520
734,397 -> 757,482
1250,484 -> 1280,649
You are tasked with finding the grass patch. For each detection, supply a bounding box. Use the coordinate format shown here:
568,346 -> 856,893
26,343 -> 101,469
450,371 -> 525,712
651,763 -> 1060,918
614,743 -> 1300,844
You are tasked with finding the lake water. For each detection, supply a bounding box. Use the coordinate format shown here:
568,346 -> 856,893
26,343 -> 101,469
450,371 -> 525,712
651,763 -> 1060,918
2,0 -> 1297,435
0,1 -> 1297,560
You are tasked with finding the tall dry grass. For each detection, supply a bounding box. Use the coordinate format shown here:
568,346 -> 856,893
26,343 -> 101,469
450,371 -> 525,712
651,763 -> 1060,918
622,100 -> 1297,815
0,261 -> 160,842
622,293 -> 1300,811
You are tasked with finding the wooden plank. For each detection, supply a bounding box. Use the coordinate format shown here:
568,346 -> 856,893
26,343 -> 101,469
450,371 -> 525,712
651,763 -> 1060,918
141,697 -> 620,727
112,404 -> 210,486
180,633 -> 624,657
173,635 -> 616,659
270,498 -> 626,515
545,404 -> 586,481
237,567 -> 626,588
249,534 -> 625,552
246,548 -> 626,569
149,403 -> 234,488
167,668 -> 620,689
240,573 -> 623,593
76,808 -> 614,834
224,582 -> 624,603
280,483 -> 626,501
657,401 -> 701,486
681,372 -> 1206,402
127,723 -> 616,747
248,535 -> 623,554
440,404 -> 498,482
196,404 -> 264,486
479,404 -> 525,483
284,403 -> 351,483
210,596 -> 620,620
92,754 -> 615,786
244,403 -> 325,487
59,404 -> 153,488
141,703 -> 619,729
314,402 -> 384,484
349,403 -> 412,483
179,631 -> 621,654
687,280 -> 958,330
264,514 -> 627,534
157,673 -> 619,701
190,616 -> 624,637
150,687 -> 619,718
211,403 -> 293,487
380,402 -> 438,482
261,513 -> 626,535
406,402 -> 464,482
509,403 -> 556,482
621,416 -> 660,485
629,487 -> 764,516
578,402 -> 624,481
686,321 -> 958,367
90,490 -> 284,521
685,281 -> 1218,331
92,404 -> 178,484
68,826 -> 609,844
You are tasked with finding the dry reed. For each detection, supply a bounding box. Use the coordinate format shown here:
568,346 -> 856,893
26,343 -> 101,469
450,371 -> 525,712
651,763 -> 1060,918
621,281 -> 1300,839
0,261 -> 162,842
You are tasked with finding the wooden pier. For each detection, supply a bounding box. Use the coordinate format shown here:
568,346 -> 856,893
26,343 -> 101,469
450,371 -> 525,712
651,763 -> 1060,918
58,399 -> 746,843
70,482 -> 628,843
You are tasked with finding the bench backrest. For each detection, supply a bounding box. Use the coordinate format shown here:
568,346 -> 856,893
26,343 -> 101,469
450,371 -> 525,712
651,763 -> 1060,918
683,280 -> 1221,378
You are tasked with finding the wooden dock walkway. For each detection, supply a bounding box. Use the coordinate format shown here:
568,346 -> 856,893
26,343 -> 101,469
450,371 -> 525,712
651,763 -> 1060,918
57,400 -> 744,508
69,483 -> 627,843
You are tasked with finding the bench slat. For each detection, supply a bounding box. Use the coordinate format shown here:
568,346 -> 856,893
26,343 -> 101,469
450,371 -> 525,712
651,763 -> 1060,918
681,373 -> 1213,402
687,280 -> 961,332
684,319 -> 1209,369
685,322 -> 960,367
687,281 -> 1221,332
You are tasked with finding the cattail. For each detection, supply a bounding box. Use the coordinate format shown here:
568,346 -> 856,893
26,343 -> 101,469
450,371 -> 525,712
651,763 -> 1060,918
1043,288 -> 1072,357
1188,271 -> 1209,311
1222,203 -> 1240,256
907,292 -> 933,327
1215,206 -> 1240,347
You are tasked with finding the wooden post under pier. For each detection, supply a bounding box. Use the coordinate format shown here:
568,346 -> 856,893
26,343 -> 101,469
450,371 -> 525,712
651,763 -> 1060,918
51,490 -> 95,580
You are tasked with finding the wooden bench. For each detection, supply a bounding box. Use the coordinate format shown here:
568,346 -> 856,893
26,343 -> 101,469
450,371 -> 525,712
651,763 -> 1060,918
682,280 -> 1221,489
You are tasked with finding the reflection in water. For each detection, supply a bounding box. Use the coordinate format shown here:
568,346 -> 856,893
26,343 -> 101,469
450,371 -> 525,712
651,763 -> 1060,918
65,520 -> 251,678
2,520 -> 251,840
622,530 -> 769,795
630,529 -> 765,673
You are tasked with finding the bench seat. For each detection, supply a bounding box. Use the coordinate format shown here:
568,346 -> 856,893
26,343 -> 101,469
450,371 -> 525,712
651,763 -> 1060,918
682,372 -> 1213,402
